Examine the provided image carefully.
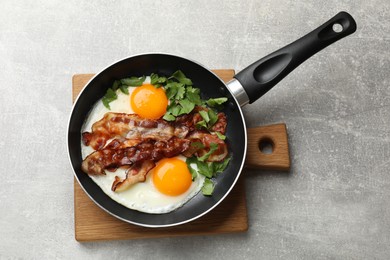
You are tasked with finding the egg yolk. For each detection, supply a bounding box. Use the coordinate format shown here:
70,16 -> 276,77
130,84 -> 168,119
153,158 -> 192,196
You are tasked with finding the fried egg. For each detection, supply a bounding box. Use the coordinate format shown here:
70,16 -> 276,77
130,84 -> 168,119
81,78 -> 205,214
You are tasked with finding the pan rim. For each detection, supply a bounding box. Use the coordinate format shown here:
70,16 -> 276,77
67,52 -> 248,227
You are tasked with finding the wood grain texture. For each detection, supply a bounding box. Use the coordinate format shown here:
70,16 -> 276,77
74,177 -> 247,241
245,124 -> 290,171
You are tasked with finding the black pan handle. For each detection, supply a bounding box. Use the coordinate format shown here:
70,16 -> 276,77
234,11 -> 357,104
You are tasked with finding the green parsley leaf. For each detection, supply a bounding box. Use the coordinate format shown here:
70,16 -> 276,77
159,77 -> 168,84
178,99 -> 195,115
191,141 -> 205,150
189,168 -> 197,180
170,70 -> 193,85
186,156 -> 213,178
167,102 -> 181,116
215,131 -> 226,140
186,155 -> 230,195
175,85 -> 186,100
206,97 -> 228,107
120,76 -> 146,86
201,178 -> 214,196
196,109 -> 219,130
102,97 -> 111,109
187,86 -> 200,94
112,80 -> 120,91
186,157 -> 199,180
165,88 -> 177,100
150,73 -> 167,86
162,113 -> 175,121
105,87 -> 117,99
197,160 -> 213,178
198,143 -> 219,162
196,120 -> 208,129
199,110 -> 210,123
150,73 -> 158,84
186,91 -> 202,105
119,85 -> 129,94
165,82 -> 184,99
102,88 -> 117,109
212,157 -> 231,175
208,109 -> 218,126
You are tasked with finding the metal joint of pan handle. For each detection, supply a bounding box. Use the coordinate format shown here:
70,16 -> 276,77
226,78 -> 250,107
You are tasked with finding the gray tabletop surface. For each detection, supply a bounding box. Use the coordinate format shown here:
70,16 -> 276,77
1,0 -> 389,259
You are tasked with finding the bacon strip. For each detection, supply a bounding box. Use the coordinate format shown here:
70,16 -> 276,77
111,160 -> 155,192
105,138 -> 142,150
82,113 -> 182,150
81,137 -> 190,175
211,113 -> 227,134
186,131 -> 229,162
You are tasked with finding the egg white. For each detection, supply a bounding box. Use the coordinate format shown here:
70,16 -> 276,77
81,81 -> 205,214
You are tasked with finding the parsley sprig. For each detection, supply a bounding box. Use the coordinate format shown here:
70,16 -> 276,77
102,76 -> 146,109
162,71 -> 201,121
186,156 -> 231,195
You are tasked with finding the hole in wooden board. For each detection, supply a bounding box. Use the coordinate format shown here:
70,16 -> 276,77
258,137 -> 274,154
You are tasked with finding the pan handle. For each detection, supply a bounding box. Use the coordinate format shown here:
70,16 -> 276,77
233,11 -> 357,104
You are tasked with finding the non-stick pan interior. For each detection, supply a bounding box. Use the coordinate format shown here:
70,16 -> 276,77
68,53 -> 247,227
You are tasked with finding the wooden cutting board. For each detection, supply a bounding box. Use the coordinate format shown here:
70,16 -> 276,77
72,70 -> 290,242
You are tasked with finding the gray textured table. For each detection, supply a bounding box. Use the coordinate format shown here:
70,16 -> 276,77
1,1 -> 389,259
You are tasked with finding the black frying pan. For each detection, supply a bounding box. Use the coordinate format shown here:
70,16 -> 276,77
68,12 -> 356,227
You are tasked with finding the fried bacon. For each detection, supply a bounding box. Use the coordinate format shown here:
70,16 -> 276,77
82,113 -> 187,150
111,160 -> 155,192
186,131 -> 229,162
211,113 -> 227,134
105,138 -> 142,150
82,109 -> 228,191
81,137 -> 190,175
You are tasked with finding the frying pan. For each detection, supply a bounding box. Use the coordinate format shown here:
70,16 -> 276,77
68,12 -> 356,227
